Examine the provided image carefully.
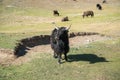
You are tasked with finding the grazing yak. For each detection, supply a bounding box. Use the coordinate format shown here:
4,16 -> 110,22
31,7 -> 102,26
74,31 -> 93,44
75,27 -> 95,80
53,10 -> 59,16
102,0 -> 106,3
73,0 -> 77,1
50,23 -> 71,64
96,4 -> 102,10
82,10 -> 94,18
61,16 -> 69,22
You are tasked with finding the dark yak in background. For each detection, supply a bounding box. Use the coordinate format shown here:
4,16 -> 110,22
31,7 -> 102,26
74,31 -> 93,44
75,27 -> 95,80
73,0 -> 77,1
102,0 -> 107,3
96,4 -> 102,10
50,23 -> 71,64
53,10 -> 59,16
61,16 -> 69,22
82,10 -> 94,18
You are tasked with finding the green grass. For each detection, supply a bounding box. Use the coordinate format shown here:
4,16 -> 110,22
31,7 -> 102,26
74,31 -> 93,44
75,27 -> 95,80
0,32 -> 50,49
0,23 -> 52,33
0,6 -> 51,17
0,39 -> 120,80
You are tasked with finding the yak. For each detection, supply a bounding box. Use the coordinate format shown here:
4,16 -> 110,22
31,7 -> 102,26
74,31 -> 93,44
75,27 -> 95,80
50,23 -> 71,64
61,16 -> 69,22
96,4 -> 102,10
102,0 -> 106,3
82,10 -> 94,18
53,10 -> 59,16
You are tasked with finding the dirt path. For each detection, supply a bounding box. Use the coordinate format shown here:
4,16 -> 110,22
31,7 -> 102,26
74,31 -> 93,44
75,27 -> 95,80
0,35 -> 110,66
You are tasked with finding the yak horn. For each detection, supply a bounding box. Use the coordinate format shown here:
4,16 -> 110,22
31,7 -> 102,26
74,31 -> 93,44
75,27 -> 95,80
66,24 -> 72,30
55,27 -> 59,30
52,22 -> 59,30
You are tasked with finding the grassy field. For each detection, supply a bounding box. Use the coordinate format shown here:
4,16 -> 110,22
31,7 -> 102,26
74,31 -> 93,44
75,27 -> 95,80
0,40 -> 120,80
0,0 -> 120,80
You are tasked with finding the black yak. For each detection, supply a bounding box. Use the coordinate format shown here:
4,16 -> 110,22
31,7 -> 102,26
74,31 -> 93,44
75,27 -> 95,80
82,10 -> 94,18
50,22 -> 71,64
53,10 -> 59,16
102,0 -> 107,3
61,16 -> 69,22
96,4 -> 102,10
73,0 -> 77,1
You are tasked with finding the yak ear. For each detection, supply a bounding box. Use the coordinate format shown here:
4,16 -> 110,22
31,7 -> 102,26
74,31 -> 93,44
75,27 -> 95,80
52,22 -> 59,30
66,24 -> 72,30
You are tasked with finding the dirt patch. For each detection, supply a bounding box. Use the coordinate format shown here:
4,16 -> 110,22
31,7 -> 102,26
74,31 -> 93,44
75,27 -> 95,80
0,34 -> 110,66
0,48 -> 15,66
70,35 -> 110,47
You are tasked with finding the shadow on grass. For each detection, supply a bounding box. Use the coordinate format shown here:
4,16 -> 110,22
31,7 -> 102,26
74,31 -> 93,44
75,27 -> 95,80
14,44 -> 30,57
68,53 -> 108,64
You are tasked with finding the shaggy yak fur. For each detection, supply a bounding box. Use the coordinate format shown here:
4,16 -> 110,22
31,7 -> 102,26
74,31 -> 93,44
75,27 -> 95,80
82,10 -> 94,18
50,26 -> 70,64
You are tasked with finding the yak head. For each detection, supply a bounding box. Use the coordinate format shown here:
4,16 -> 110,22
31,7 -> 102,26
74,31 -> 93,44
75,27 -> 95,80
52,22 -> 71,40
55,27 -> 70,40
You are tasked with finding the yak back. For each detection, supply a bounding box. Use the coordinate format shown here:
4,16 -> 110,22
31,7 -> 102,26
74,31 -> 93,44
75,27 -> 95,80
84,11 -> 94,16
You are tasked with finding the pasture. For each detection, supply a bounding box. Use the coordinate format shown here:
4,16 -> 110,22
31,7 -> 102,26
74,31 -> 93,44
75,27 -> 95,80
0,0 -> 120,80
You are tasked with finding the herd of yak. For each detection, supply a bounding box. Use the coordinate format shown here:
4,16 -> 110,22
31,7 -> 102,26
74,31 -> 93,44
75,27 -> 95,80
14,0 -> 107,64
54,0 -> 106,21
51,0 -> 107,64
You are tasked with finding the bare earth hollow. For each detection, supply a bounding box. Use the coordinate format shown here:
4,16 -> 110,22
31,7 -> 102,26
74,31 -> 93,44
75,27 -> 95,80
0,35 -> 111,66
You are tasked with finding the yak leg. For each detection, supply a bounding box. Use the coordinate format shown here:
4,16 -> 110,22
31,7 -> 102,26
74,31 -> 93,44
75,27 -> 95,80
58,54 -> 62,64
53,52 -> 58,58
82,15 -> 84,18
91,15 -> 93,17
64,53 -> 68,61
57,13 -> 59,16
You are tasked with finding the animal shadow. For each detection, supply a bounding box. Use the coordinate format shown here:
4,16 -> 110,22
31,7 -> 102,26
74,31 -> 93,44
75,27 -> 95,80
14,45 -> 30,57
68,53 -> 108,64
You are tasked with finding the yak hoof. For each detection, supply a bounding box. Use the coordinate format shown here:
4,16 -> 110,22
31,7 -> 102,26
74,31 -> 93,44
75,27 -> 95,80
58,59 -> 62,64
58,61 -> 62,64
65,59 -> 68,62
53,55 -> 58,58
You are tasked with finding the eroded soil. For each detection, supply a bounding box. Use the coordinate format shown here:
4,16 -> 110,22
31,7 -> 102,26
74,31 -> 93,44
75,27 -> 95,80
0,35 -> 111,66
